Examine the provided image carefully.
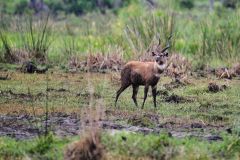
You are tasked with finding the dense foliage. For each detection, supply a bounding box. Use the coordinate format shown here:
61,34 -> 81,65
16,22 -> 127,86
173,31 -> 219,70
0,0 -> 133,15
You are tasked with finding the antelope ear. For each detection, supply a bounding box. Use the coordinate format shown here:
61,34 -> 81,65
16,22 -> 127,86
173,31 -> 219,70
165,52 -> 169,57
152,52 -> 156,56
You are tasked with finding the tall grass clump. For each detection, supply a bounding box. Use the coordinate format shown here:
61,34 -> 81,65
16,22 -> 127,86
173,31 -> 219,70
197,12 -> 240,68
17,14 -> 53,64
63,36 -> 79,57
0,15 -> 53,64
0,28 -> 13,63
63,35 -> 80,67
124,12 -> 175,58
0,17 -> 17,63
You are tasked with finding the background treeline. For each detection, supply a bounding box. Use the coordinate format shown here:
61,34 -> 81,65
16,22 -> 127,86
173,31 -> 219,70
0,0 -> 132,15
1,0 -> 240,15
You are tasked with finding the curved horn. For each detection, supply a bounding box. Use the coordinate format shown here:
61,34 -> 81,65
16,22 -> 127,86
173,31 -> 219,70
161,44 -> 170,53
168,34 -> 173,41
161,34 -> 172,52
158,38 -> 161,46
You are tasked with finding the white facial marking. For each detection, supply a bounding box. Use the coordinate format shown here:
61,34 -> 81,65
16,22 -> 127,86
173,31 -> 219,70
156,63 -> 166,70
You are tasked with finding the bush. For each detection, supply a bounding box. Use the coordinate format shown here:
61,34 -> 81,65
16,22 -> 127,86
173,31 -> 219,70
14,0 -> 29,15
19,15 -> 53,64
64,131 -> 104,160
29,134 -> 54,155
222,0 -> 238,9
46,0 -> 133,15
198,12 -> 240,66
179,0 -> 194,9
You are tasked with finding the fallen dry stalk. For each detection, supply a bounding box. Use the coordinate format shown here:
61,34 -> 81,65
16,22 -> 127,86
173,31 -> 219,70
214,63 -> 240,79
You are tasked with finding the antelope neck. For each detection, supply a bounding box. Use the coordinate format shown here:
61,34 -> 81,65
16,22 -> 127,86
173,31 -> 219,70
154,61 -> 166,72
153,61 -> 166,78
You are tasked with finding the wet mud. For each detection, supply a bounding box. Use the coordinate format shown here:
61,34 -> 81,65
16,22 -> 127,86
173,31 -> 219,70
0,112 -> 228,141
0,89 -> 100,101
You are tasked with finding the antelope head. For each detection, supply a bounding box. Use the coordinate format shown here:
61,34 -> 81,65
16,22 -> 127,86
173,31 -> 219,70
152,35 -> 172,67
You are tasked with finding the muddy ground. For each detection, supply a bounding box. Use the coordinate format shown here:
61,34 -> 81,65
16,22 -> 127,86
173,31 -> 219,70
0,70 -> 239,142
0,111 -> 228,141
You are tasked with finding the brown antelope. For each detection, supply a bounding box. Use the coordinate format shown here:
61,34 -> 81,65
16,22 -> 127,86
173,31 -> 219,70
115,37 -> 171,109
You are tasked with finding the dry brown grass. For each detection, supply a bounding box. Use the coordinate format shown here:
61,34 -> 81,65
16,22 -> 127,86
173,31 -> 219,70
166,53 -> 192,84
64,104 -> 105,160
68,56 -> 86,70
7,48 -> 30,64
233,63 -> 240,75
87,53 -> 124,71
68,53 -> 124,72
64,131 -> 104,160
208,63 -> 240,79
215,67 -> 235,79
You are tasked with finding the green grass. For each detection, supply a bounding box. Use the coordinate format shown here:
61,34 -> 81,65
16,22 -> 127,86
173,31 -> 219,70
0,65 -> 240,159
103,132 -> 240,159
1,70 -> 240,124
1,1 -> 240,159
0,131 -> 239,159
1,1 -> 240,67
0,70 -> 240,137
0,133 -> 72,160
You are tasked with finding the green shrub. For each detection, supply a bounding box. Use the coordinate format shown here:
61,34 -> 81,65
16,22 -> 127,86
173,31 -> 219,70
14,0 -> 29,15
103,133 -> 177,159
222,0 -> 238,9
179,0 -> 194,9
0,137 -> 25,158
0,29 -> 13,63
29,133 -> 54,155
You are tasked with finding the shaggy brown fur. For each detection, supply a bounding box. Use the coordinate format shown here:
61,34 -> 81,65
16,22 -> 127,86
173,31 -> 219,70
115,36 -> 172,109
115,54 -> 168,109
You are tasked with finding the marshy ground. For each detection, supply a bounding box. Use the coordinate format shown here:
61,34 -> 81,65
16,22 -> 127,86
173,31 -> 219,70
1,0 -> 240,159
0,67 -> 240,159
